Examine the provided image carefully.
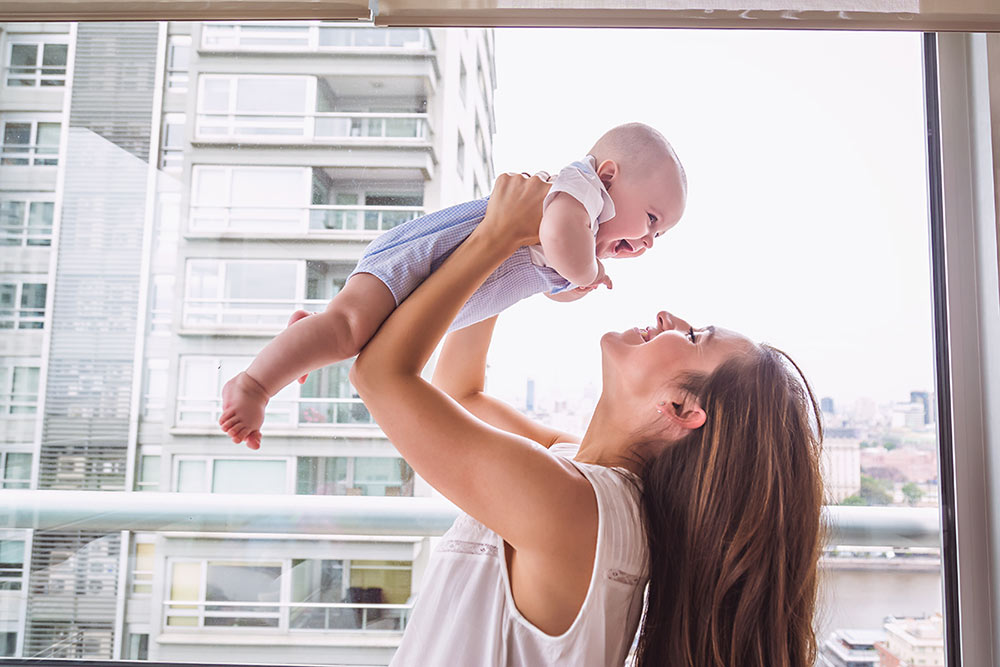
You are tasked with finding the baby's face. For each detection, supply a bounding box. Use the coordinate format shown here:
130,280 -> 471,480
594,162 -> 686,260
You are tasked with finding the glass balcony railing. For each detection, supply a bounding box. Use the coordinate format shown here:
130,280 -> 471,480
201,23 -> 434,53
181,297 -> 328,330
188,204 -> 424,236
0,142 -> 59,166
164,600 -> 410,632
195,112 -> 430,143
176,395 -> 375,427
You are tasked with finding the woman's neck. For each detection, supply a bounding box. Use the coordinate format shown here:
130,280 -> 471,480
575,400 -> 646,477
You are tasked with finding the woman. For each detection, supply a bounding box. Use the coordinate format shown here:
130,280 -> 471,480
349,174 -> 824,666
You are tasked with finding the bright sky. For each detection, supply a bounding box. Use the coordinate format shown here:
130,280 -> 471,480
485,28 -> 932,410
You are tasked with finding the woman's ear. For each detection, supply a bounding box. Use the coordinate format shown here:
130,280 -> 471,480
596,159 -> 618,190
665,399 -> 706,431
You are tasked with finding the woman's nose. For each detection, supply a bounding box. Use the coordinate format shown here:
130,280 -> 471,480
657,311 -> 689,332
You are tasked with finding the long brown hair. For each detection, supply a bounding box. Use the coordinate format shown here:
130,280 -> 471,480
634,344 -> 824,667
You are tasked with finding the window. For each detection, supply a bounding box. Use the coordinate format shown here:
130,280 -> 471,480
290,559 -> 412,630
5,38 -> 68,87
297,457 -> 414,496
0,539 -> 25,591
190,166 -> 310,233
196,75 -> 312,139
130,542 -> 154,595
142,359 -> 168,421
160,113 -> 185,171
173,457 -> 288,495
0,119 -> 60,166
0,280 -> 46,329
0,363 -> 40,414
183,259 -> 301,329
457,131 -> 465,179
0,197 -> 54,246
124,633 -> 148,660
0,631 -> 14,657
136,454 -> 160,492
0,451 -> 31,489
166,35 -> 190,92
166,560 -> 283,628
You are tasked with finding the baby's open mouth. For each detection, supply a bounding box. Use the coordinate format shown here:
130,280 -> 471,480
615,239 -> 633,254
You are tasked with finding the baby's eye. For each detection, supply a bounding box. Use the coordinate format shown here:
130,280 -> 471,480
647,212 -> 657,225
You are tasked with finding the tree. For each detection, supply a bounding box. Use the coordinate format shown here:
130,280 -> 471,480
902,482 -> 924,506
841,494 -> 867,506
859,474 -> 893,505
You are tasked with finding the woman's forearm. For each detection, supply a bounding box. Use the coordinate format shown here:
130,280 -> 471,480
352,227 -> 519,387
432,317 -> 498,398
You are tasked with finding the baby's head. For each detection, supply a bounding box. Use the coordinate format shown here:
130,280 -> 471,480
589,123 -> 687,260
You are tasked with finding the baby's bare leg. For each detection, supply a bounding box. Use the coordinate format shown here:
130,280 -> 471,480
219,273 -> 395,449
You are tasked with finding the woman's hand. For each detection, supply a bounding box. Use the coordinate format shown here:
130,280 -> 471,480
477,172 -> 551,248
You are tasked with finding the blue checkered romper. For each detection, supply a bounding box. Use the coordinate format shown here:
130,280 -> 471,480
350,160 -> 608,331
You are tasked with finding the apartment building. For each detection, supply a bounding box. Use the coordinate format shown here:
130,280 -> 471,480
0,20 -> 495,663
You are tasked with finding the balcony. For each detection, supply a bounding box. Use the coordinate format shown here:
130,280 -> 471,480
201,24 -> 435,55
194,111 -> 431,146
164,599 -> 410,632
176,393 -> 374,428
188,203 -> 423,240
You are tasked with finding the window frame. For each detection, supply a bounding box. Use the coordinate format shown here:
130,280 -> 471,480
3,35 -> 70,88
0,114 -> 61,166
0,194 -> 55,247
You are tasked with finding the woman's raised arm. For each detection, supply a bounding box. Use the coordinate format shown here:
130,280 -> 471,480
433,316 -> 581,449
350,174 -> 595,555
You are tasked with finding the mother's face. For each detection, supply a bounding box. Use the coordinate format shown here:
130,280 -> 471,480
600,311 -> 754,396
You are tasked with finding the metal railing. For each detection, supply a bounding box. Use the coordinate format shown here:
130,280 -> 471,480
0,221 -> 53,247
0,490 -> 942,548
201,24 -> 433,53
188,204 -> 423,236
0,305 -> 45,329
3,65 -> 67,88
194,112 -> 430,143
176,394 -> 374,426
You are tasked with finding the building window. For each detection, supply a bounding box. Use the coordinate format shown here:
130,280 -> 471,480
0,280 -> 46,329
130,542 -> 154,595
183,259 -> 301,329
166,560 -> 283,628
457,132 -> 465,179
0,631 -> 15,657
196,74 -> 312,139
190,166 -> 310,233
5,38 -> 68,87
0,451 -> 31,489
290,558 -> 412,630
0,197 -> 54,247
173,457 -> 288,495
0,363 -> 40,414
142,359 -> 168,422
159,113 -> 185,171
166,35 -> 190,92
124,633 -> 148,660
0,120 -> 60,166
297,457 -> 414,497
136,454 -> 160,492
0,539 -> 25,591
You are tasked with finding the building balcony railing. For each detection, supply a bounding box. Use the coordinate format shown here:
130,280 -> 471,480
165,600 -> 410,632
0,143 -> 58,166
0,306 -> 45,329
201,23 -> 434,54
0,221 -> 53,247
182,297 -> 328,330
176,394 -> 374,427
194,112 -> 430,144
188,204 -> 423,238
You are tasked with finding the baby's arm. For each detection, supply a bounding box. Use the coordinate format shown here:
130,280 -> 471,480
537,192 -> 599,287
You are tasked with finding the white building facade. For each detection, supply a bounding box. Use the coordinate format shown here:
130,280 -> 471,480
0,20 -> 494,664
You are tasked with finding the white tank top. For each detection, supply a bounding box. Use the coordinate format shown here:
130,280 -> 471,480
390,443 -> 649,666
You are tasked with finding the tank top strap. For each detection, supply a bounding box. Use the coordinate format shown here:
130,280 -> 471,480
562,455 -> 648,587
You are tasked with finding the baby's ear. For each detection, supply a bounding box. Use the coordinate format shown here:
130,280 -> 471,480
596,159 -> 618,189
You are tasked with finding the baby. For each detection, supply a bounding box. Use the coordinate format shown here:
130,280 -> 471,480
219,122 -> 687,449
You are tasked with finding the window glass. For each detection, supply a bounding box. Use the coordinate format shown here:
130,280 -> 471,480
11,367 -> 39,413
137,455 -> 160,491
167,561 -> 201,627
296,457 -> 348,495
176,460 -> 207,493
204,562 -> 282,627
212,459 -> 286,494
0,539 -> 24,590
3,452 -> 32,489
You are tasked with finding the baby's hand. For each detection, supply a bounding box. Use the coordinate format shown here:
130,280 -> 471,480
546,260 -> 612,302
219,372 -> 269,450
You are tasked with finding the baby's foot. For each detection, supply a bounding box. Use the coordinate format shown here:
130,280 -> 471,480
219,372 -> 269,450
